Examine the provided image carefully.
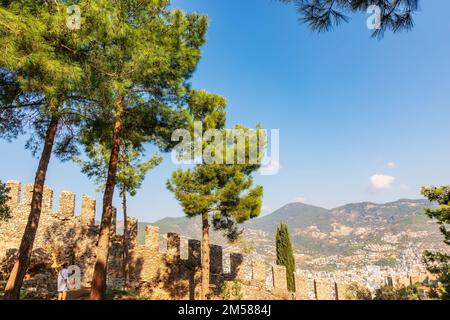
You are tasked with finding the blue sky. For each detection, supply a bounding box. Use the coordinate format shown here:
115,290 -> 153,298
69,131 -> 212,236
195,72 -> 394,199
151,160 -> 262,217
1,0 -> 450,222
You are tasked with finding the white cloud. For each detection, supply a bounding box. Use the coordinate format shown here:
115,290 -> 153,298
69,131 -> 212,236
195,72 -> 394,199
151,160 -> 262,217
370,174 -> 395,189
259,158 -> 281,176
387,162 -> 397,168
294,197 -> 307,203
262,205 -> 272,213
400,184 -> 410,191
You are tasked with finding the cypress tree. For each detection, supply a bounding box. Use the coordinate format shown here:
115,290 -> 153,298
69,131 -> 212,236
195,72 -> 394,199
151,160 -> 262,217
276,223 -> 296,292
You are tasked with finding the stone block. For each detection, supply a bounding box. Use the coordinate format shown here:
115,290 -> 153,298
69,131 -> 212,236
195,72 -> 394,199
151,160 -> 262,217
42,186 -> 53,211
315,280 -> 335,300
294,272 -> 309,300
6,180 -> 21,210
145,225 -> 159,252
23,184 -> 34,205
188,239 -> 201,268
167,232 -> 180,262
252,259 -> 266,283
210,244 -> 223,275
58,191 -> 75,219
272,265 -> 287,290
127,217 -> 138,244
230,253 -> 244,279
81,195 -> 95,225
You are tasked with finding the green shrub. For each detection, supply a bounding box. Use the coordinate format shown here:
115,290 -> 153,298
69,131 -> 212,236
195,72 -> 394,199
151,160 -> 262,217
221,280 -> 243,300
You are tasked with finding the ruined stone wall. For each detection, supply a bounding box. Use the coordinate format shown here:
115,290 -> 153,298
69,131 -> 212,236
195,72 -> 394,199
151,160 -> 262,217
0,180 -> 434,300
0,180 -> 128,296
128,225 -> 291,300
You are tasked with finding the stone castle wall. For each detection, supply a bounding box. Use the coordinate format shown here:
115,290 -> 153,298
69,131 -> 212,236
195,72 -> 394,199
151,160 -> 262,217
0,180 -> 433,300
0,180 -> 132,294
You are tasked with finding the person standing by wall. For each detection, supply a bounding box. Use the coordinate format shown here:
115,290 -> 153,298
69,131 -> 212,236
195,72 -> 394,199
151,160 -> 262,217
57,263 -> 69,300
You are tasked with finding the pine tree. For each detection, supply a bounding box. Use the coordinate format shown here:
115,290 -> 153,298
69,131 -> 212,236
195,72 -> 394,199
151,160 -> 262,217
421,186 -> 450,300
279,0 -> 420,37
0,1 -> 87,299
74,143 -> 162,289
167,92 -> 264,299
168,156 -> 263,299
276,223 -> 296,292
72,0 -> 209,299
0,180 -> 11,221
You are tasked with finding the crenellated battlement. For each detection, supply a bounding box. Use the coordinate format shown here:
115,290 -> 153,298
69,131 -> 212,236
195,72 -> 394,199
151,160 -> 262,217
0,180 -> 142,294
0,180 -> 434,300
5,180 -> 96,226
133,224 -> 433,300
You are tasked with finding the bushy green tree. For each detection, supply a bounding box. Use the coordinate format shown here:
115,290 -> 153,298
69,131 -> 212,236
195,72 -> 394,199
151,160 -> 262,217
374,284 -> 420,300
221,280 -> 243,300
0,180 -> 11,221
345,283 -> 373,300
279,0 -> 420,37
276,223 -> 296,292
421,186 -> 450,300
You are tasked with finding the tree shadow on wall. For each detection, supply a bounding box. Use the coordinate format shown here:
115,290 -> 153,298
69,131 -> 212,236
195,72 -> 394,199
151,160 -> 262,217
41,220 -> 99,291
0,247 -> 57,299
135,252 -> 244,300
132,255 -> 194,300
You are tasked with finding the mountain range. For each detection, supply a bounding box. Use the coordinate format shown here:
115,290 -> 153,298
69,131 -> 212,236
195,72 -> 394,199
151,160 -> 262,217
132,199 -> 444,271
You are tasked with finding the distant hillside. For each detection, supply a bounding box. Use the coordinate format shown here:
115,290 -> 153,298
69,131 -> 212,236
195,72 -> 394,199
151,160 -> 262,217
136,216 -> 203,244
146,199 -> 433,240
331,199 -> 431,227
245,203 -> 331,233
133,199 -> 444,271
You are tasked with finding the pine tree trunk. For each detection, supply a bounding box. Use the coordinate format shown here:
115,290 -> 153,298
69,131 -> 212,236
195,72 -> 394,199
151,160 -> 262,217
200,212 -> 210,300
90,96 -> 124,300
122,190 -> 129,290
3,115 -> 60,300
